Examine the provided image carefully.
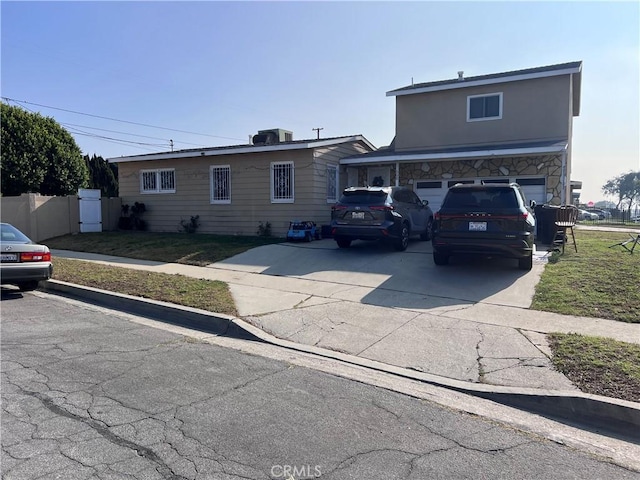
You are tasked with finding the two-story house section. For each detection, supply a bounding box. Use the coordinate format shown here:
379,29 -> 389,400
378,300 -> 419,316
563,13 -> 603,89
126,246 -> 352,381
341,61 -> 582,211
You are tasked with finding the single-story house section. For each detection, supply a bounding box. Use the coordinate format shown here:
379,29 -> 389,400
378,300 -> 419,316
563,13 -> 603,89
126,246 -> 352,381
108,129 -> 375,237
339,61 -> 583,212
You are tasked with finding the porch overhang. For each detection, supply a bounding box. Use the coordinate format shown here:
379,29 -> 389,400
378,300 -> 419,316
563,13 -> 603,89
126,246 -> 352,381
340,140 -> 568,166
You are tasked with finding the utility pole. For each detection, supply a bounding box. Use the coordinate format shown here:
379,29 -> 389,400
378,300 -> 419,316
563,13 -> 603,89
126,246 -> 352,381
312,127 -> 323,140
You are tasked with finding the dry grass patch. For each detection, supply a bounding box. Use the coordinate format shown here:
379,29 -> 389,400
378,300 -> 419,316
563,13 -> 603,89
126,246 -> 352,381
548,333 -> 640,403
53,257 -> 237,316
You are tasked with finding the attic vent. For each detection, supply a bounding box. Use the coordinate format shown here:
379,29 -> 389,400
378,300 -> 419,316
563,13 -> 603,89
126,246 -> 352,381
252,128 -> 293,145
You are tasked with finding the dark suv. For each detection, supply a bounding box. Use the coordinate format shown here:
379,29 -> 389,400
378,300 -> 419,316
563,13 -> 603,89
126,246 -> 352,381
431,183 -> 536,270
330,186 -> 434,251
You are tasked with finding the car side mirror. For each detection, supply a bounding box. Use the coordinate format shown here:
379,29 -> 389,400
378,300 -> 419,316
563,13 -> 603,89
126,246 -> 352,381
422,200 -> 429,207
529,200 -> 536,208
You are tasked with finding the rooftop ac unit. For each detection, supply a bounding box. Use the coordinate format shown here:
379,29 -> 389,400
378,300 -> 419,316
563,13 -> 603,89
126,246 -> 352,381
252,128 -> 293,145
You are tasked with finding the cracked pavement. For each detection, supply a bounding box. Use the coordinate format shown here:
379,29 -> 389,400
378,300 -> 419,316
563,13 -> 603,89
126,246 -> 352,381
247,302 -> 578,389
51,243 -> 640,394
3,292 -> 638,479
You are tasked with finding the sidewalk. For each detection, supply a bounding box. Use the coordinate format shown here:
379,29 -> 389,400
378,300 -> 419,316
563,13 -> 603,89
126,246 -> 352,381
51,246 -> 639,390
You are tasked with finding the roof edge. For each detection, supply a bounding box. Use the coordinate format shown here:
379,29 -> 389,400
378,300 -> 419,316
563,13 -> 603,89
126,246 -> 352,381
387,62 -> 582,97
340,143 -> 568,165
108,135 -> 375,163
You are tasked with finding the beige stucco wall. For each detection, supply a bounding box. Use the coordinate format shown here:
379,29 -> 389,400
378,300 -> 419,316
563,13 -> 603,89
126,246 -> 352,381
395,75 -> 572,151
1,193 -> 121,242
116,141 -> 370,237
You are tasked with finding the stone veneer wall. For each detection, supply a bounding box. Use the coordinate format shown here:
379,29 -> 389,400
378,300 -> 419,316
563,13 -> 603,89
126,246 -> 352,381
355,154 -> 564,205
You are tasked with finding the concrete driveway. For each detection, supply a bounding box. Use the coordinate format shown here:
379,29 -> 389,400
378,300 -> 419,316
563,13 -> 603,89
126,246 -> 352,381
213,237 -> 549,312
202,238 -> 581,389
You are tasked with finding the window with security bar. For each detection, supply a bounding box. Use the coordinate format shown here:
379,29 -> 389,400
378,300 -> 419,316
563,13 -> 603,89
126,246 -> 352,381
327,165 -> 338,203
140,169 -> 176,194
271,162 -> 294,203
210,165 -> 231,204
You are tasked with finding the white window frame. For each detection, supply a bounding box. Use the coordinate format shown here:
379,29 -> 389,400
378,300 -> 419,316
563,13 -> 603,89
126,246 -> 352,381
140,168 -> 175,194
326,164 -> 339,203
210,165 -> 231,204
270,161 -> 294,203
467,92 -> 503,122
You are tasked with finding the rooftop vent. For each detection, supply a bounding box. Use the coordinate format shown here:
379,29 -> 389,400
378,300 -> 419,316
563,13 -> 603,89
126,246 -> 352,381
252,128 -> 293,145
457,71 -> 464,81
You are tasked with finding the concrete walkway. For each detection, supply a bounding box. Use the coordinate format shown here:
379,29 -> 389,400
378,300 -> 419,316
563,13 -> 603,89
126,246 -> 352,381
51,240 -> 639,394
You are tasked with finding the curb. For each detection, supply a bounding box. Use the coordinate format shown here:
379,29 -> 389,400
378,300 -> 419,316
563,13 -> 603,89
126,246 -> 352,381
42,279 -> 640,443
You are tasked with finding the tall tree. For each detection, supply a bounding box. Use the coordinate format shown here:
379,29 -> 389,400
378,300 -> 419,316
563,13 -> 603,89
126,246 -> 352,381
84,154 -> 118,197
1,103 -> 89,196
602,170 -> 640,211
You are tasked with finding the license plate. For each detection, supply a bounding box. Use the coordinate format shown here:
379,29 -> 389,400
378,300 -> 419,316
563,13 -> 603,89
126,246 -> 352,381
0,253 -> 18,262
469,222 -> 487,231
351,212 -> 365,219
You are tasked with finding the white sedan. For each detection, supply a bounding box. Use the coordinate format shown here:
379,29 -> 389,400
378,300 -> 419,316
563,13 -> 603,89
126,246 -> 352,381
578,209 -> 599,221
0,223 -> 53,291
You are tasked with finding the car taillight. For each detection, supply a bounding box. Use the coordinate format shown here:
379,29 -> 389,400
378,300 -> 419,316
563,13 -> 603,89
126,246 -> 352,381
20,252 -> 51,262
369,205 -> 394,211
332,205 -> 347,212
434,212 -> 440,220
501,213 -> 529,220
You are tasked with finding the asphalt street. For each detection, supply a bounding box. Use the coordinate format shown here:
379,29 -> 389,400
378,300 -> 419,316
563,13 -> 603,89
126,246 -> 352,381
2,291 -> 639,480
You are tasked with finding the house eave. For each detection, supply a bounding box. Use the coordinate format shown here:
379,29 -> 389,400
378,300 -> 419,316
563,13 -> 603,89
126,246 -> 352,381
108,135 -> 376,163
340,144 -> 568,166
387,66 -> 582,99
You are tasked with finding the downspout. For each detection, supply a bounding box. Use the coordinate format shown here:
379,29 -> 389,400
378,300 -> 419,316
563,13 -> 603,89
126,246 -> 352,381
560,145 -> 568,205
395,162 -> 400,186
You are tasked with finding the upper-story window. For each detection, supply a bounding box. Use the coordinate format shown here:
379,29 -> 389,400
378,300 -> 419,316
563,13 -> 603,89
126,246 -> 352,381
140,168 -> 175,193
271,161 -> 294,203
210,165 -> 231,204
467,92 -> 503,122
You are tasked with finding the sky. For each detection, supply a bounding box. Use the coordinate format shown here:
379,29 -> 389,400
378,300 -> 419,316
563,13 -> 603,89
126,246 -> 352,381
1,1 -> 638,204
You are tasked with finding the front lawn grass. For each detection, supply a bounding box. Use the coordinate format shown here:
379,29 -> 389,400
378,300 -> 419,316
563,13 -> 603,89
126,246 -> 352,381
52,257 -> 237,316
46,231 -> 283,266
532,230 -> 640,323
548,333 -> 640,403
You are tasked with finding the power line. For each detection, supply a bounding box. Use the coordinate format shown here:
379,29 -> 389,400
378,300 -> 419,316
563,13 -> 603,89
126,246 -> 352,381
59,122 -> 208,147
65,127 -> 163,152
4,99 -> 192,152
65,125 -> 166,147
2,97 -> 247,142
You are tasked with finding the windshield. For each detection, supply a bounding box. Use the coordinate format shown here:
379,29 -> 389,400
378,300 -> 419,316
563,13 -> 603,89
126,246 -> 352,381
0,224 -> 33,244
339,190 -> 388,205
444,188 -> 518,209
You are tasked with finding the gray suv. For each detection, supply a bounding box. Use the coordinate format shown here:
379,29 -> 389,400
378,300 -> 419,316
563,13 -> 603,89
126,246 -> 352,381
432,183 -> 536,270
330,186 -> 434,251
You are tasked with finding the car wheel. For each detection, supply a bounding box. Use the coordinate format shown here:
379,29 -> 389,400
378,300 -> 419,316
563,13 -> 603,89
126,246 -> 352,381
17,281 -> 40,292
305,232 -> 312,242
433,251 -> 449,266
420,218 -> 433,241
336,237 -> 352,248
518,254 -> 533,271
394,224 -> 410,251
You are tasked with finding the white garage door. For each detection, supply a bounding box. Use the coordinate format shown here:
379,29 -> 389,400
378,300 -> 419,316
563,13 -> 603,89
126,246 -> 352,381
414,181 -> 446,212
414,177 -> 546,212
515,178 -> 546,205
